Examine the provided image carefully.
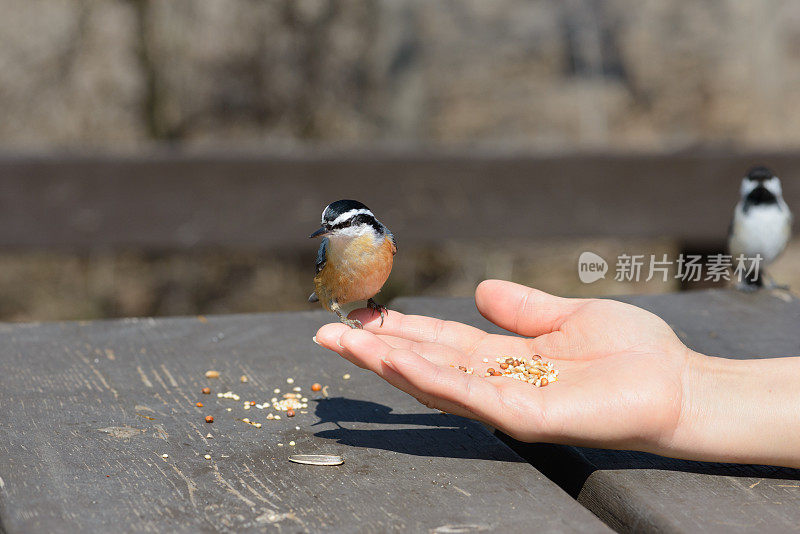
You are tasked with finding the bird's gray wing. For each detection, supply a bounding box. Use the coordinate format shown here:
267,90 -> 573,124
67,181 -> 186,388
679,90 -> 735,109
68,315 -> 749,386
315,237 -> 329,274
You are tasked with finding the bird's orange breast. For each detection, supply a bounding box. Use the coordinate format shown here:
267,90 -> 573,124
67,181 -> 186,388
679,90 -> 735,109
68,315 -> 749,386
314,234 -> 395,309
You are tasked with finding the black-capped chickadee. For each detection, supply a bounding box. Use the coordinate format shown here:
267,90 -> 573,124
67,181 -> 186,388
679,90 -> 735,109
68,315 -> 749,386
308,200 -> 397,328
728,166 -> 792,289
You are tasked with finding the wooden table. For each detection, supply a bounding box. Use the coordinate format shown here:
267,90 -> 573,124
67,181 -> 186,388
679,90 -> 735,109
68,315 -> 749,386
2,289 -> 798,532
392,289 -> 800,533
0,310 -> 608,533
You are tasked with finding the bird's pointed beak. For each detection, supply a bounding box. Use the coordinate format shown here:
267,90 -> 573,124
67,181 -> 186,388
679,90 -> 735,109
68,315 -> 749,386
309,226 -> 328,238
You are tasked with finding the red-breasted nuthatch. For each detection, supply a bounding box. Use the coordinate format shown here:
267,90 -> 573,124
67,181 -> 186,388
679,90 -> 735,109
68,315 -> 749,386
308,199 -> 397,329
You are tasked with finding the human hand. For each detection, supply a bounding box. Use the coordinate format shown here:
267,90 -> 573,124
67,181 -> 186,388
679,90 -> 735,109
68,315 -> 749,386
314,280 -> 695,454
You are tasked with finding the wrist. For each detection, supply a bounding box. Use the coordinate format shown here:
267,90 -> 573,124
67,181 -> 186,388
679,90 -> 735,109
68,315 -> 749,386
668,350 -> 800,467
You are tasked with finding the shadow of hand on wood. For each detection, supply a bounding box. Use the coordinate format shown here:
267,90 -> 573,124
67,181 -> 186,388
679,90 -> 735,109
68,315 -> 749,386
311,397 -> 524,461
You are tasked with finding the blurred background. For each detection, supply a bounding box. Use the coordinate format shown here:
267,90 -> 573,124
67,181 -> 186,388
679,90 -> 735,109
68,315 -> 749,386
1,0 -> 799,321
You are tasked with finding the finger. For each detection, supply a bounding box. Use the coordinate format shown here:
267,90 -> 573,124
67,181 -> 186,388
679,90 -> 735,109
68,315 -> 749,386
354,306 -> 569,365
317,325 -> 470,368
316,324 -> 480,419
349,307 -> 488,354
372,334 -> 472,367
476,280 -> 586,337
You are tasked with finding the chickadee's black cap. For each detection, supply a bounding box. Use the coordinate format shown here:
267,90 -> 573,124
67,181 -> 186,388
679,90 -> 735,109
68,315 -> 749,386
746,166 -> 776,181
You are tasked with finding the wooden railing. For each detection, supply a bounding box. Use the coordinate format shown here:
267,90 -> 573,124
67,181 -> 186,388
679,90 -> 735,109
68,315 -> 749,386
1,149 -> 797,251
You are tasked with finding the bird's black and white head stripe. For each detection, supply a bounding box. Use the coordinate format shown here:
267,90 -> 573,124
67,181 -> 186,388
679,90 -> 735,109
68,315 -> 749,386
321,199 -> 383,233
740,165 -> 783,209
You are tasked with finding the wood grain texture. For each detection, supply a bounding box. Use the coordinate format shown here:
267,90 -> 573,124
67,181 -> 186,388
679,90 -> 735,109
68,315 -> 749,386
0,310 -> 609,533
391,289 -> 800,533
1,150 -> 800,251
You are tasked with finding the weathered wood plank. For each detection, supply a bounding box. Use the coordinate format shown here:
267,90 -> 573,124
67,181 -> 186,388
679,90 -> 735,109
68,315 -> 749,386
0,310 -> 609,533
1,150 -> 799,250
391,289 -> 800,533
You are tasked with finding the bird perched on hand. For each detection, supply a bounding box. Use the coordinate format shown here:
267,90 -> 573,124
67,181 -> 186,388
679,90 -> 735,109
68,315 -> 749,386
308,200 -> 396,329
728,166 -> 792,289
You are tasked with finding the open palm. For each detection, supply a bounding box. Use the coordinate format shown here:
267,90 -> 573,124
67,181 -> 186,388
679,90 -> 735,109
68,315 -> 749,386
315,280 -> 693,452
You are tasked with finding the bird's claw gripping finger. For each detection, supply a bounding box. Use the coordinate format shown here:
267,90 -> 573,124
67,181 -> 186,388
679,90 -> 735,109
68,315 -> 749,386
342,317 -> 363,330
367,298 -> 388,327
331,302 -> 363,329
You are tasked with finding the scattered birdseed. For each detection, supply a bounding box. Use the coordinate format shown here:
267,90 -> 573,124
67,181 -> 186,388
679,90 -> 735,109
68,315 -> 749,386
237,418 -> 263,429
343,374 -> 351,380
218,391 -> 240,401
272,395 -> 307,412
205,415 -> 214,423
301,397 -> 308,403
311,383 -> 322,392
293,386 -> 301,392
275,415 -> 281,420
162,454 -> 169,459
278,443 -> 284,447
196,402 -> 204,407
206,433 -> 213,439
205,370 -> 220,379
286,409 -> 295,417
226,408 -> 232,412
286,378 -> 294,384
201,387 -> 211,395
244,404 -> 250,410
240,375 -> 248,383
204,454 -> 212,460
482,358 -> 489,363
267,413 -> 275,420
273,388 -> 280,394
289,441 -> 296,446
295,426 -> 300,430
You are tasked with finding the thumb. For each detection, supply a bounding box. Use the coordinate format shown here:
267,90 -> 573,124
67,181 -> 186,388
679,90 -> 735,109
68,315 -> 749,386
475,280 -> 585,337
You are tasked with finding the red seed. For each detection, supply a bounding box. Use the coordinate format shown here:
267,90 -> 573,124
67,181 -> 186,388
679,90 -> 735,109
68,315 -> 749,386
499,363 -> 509,370
532,354 -> 542,361
196,402 -> 204,407
540,377 -> 549,386
201,387 -> 211,394
311,383 -> 322,392
513,359 -> 521,366
205,415 -> 214,423
250,401 -> 256,406
486,368 -> 496,375
492,371 -> 503,376
286,409 -> 295,417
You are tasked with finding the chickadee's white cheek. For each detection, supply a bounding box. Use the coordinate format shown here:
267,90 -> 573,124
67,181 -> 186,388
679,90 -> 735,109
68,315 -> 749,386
741,180 -> 757,197
764,177 -> 783,197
